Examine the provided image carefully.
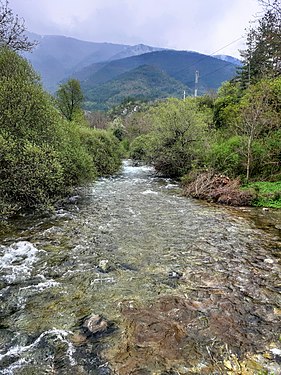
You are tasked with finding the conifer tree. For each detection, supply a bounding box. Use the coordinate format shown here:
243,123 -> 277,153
239,0 -> 281,87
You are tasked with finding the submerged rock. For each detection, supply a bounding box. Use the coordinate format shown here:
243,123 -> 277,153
82,314 -> 108,336
106,295 -> 281,374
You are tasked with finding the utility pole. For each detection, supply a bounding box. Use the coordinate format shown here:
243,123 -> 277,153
194,70 -> 199,97
183,90 -> 186,100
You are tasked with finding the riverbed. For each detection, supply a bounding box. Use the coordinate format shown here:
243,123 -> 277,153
0,161 -> 280,374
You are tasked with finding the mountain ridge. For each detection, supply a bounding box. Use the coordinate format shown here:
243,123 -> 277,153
22,33 -> 238,110
23,32 -> 163,91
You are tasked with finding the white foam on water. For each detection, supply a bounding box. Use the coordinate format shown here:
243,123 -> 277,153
0,241 -> 41,283
1,358 -> 28,375
0,329 -> 76,373
141,190 -> 159,195
165,183 -> 178,189
19,279 -> 60,292
271,348 -> 281,355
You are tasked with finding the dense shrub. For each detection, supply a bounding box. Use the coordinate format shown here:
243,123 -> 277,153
78,127 -> 122,176
129,134 -> 152,161
0,48 -> 121,218
147,98 -> 209,177
206,136 -> 244,178
0,136 -> 65,211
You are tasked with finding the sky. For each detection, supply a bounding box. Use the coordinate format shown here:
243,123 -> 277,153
9,0 -> 262,58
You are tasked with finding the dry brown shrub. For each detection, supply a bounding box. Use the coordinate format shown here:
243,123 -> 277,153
183,172 -> 255,206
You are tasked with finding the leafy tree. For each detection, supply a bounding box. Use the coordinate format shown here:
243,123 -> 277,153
213,81 -> 241,129
0,47 -> 58,145
78,127 -> 122,176
235,78 -> 280,181
147,98 -> 210,177
56,79 -> 84,121
0,49 -> 95,216
0,0 -> 36,51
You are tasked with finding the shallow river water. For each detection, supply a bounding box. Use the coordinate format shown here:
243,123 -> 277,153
0,161 -> 281,374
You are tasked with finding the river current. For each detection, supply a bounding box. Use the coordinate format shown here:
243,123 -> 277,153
0,161 -> 280,374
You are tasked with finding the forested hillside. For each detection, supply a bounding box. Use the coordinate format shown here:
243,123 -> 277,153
77,50 -> 237,110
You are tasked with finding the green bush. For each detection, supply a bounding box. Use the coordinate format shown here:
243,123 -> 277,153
78,127 -> 122,176
207,136 -> 244,177
57,122 -> 97,187
0,48 -> 113,218
0,135 -> 65,211
147,98 -> 209,177
129,134 -> 152,161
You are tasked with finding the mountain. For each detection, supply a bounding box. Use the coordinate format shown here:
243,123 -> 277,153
77,50 -> 237,110
84,64 -> 187,110
78,50 -> 237,88
23,33 -> 162,91
22,33 -> 238,110
214,54 -> 242,66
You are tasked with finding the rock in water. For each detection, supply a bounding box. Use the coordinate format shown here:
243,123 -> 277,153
98,259 -> 111,273
83,314 -> 108,335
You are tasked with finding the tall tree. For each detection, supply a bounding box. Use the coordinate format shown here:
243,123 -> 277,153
235,79 -> 280,181
0,0 -> 36,51
56,79 -> 84,121
239,0 -> 281,86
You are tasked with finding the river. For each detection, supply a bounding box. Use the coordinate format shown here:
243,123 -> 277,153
0,160 -> 280,374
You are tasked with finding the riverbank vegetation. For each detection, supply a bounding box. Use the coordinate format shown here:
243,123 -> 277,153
113,0 -> 280,207
0,47 -> 122,219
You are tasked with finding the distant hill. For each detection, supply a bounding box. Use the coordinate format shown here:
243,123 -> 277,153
78,50 -> 237,110
84,64 -> 187,110
23,33 -> 162,91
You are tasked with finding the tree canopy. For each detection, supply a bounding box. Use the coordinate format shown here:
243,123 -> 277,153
56,79 -> 84,121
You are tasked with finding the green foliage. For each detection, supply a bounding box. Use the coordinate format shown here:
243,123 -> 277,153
56,78 -> 84,121
0,46 -> 39,82
146,98 -> 209,177
109,117 -> 126,141
129,134 -> 152,161
0,48 -> 121,218
78,127 -> 122,176
213,81 -> 241,129
239,0 -> 281,87
207,135 -> 244,177
0,136 -> 65,211
245,181 -> 281,208
56,122 -> 96,187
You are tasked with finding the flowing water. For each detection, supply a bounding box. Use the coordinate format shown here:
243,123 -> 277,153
0,161 -> 281,374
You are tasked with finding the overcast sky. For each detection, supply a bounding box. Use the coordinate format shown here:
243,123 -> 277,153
9,0 -> 262,58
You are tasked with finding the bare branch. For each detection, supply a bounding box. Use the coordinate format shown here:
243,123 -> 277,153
0,0 -> 37,51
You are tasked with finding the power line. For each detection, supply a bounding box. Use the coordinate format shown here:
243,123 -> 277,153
208,37 -> 244,57
176,36 -> 244,76
177,36 -> 244,95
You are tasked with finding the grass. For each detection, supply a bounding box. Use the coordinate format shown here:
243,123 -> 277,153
244,181 -> 281,208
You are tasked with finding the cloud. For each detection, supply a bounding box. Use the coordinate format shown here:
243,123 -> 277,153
8,0 -> 261,57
